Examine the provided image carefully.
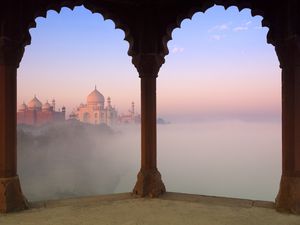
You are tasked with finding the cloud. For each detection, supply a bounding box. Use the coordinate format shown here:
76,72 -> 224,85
211,35 -> 222,41
233,21 -> 252,32
218,24 -> 229,31
208,23 -> 231,33
172,47 -> 185,54
233,26 -> 248,32
245,21 -> 252,26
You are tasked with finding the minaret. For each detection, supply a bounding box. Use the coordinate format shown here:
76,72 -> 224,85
106,97 -> 112,126
131,102 -> 135,119
107,97 -> 111,107
52,99 -> 56,111
62,106 -> 66,120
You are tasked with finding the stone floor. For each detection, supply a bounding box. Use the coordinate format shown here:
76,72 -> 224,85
0,192 -> 299,225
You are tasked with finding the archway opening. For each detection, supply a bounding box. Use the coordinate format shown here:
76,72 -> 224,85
17,6 -> 140,201
158,5 -> 281,201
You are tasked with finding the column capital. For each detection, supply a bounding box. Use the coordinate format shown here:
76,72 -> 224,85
274,35 -> 300,69
132,54 -> 165,78
0,37 -> 24,67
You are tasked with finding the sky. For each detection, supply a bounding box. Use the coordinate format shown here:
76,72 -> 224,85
18,5 -> 281,122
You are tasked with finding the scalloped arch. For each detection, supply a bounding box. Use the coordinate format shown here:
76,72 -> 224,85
162,0 -> 271,56
23,1 -> 134,57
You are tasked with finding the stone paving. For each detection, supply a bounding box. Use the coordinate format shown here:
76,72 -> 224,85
0,192 -> 299,225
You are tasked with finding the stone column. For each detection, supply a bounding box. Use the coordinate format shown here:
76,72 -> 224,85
0,38 -> 28,212
275,36 -> 300,214
132,54 -> 166,197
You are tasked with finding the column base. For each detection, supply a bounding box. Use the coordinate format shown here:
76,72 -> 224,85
0,176 -> 28,213
133,169 -> 166,197
275,175 -> 300,214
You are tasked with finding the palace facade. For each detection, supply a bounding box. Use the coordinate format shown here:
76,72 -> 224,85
17,96 -> 65,125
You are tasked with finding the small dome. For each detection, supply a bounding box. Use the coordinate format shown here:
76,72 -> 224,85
42,101 -> 51,111
28,96 -> 42,110
87,87 -> 104,105
19,102 -> 27,112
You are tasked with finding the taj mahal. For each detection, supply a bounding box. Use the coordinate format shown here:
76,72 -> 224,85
70,86 -> 119,126
71,87 -> 140,126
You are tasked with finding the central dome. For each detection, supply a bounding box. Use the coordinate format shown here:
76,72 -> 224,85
28,96 -> 42,109
87,87 -> 105,105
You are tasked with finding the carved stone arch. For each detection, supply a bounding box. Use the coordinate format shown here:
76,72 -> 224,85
19,0 -> 135,65
161,0 -> 273,57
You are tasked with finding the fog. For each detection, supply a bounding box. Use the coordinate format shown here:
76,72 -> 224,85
17,121 -> 140,201
17,119 -> 281,202
158,120 -> 281,201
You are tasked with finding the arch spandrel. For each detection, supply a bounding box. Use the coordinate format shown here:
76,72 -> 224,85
158,0 -> 279,59
113,0 -> 283,63
0,0 -> 136,66
0,0 -> 289,66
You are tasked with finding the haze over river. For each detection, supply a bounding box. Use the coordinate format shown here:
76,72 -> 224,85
18,120 -> 281,202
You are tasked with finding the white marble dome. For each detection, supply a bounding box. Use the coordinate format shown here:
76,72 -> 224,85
87,87 -> 104,105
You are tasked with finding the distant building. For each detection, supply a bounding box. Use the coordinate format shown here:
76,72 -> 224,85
17,96 -> 65,125
118,102 -> 141,124
73,87 -> 118,126
71,87 -> 140,126
18,87 -> 140,127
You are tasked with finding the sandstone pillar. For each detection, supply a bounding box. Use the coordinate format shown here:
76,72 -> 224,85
0,38 -> 28,212
275,36 -> 300,214
132,54 -> 166,197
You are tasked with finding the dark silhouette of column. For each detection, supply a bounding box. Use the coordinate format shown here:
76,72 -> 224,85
0,38 -> 28,212
275,36 -> 300,214
132,54 -> 166,197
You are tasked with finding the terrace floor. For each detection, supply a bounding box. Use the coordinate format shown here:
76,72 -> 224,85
0,192 -> 299,225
